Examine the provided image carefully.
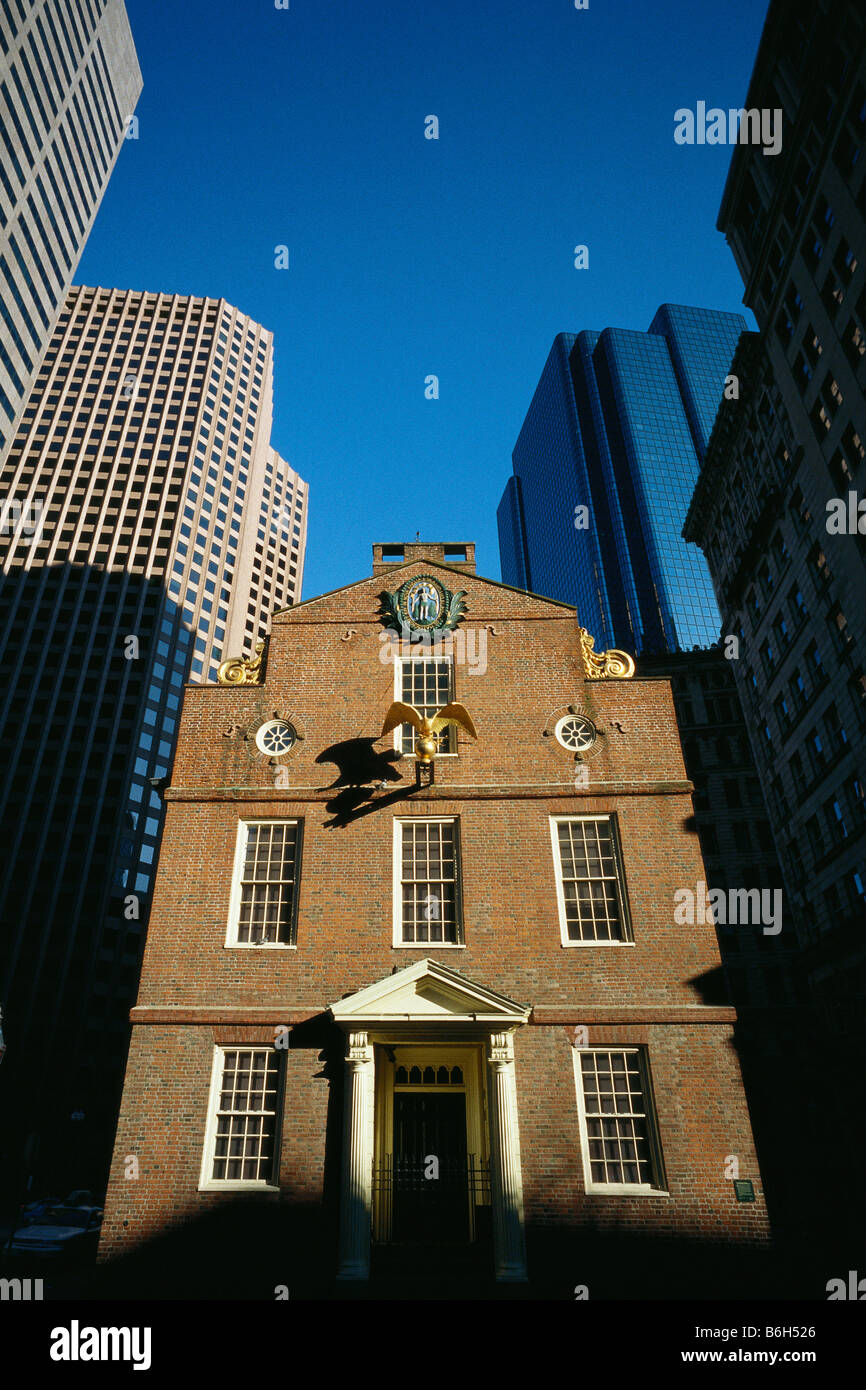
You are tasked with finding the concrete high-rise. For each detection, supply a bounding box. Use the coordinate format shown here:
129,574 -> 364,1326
0,285 -> 308,1198
0,0 -> 142,460
497,305 -> 747,656
684,0 -> 866,1239
686,0 -> 866,959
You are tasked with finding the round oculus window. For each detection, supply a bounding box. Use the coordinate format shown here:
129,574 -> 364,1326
554,713 -> 597,752
255,719 -> 296,755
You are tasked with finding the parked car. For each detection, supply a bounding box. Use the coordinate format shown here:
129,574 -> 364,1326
18,1196 -> 62,1226
62,1190 -> 95,1208
7,1205 -> 102,1262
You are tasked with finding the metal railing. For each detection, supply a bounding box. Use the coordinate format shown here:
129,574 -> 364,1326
372,1153 -> 490,1243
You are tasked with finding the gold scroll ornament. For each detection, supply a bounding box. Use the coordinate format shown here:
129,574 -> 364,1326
579,627 -> 635,680
217,637 -> 265,686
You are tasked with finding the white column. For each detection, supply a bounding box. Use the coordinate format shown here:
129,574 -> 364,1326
336,1030 -> 375,1280
486,1030 -> 528,1281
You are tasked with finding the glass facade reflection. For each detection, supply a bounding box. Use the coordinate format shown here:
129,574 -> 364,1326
497,304 -> 746,654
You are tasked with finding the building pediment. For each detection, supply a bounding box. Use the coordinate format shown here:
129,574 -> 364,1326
272,556 -> 578,625
329,958 -> 530,1028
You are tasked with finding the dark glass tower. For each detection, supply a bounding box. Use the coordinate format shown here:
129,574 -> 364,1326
498,308 -> 799,1247
497,304 -> 747,654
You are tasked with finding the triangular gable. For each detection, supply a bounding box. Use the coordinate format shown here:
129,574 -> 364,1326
329,958 -> 530,1026
272,556 -> 578,622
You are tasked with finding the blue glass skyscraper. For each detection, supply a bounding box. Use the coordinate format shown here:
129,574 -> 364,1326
498,304 -> 746,654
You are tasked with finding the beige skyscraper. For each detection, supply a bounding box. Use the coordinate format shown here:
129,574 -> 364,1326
0,284 -> 308,1199
0,0 -> 142,461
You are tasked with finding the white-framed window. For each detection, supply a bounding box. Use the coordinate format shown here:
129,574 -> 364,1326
573,1048 -> 666,1193
393,656 -> 456,754
393,817 -> 463,946
550,814 -> 631,944
226,819 -> 302,947
199,1046 -> 282,1191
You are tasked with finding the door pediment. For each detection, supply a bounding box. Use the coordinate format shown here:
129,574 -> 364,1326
329,958 -> 530,1028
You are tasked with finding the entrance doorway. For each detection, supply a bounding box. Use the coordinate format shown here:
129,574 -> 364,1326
372,1046 -> 490,1249
393,1091 -> 468,1242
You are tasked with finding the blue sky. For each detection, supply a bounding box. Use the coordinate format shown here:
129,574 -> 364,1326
77,0 -> 765,600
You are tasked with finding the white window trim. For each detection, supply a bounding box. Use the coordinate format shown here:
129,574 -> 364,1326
198,1045 -> 282,1193
392,655 -> 458,756
225,818 -> 301,949
392,816 -> 465,948
572,1047 -> 669,1196
549,814 -> 634,947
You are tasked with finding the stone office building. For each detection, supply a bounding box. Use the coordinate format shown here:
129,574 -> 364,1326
685,0 -> 866,1021
684,0 -> 866,1243
98,542 -> 769,1298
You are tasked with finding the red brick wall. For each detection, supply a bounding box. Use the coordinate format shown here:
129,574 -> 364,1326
516,1025 -> 766,1241
99,559 -> 770,1271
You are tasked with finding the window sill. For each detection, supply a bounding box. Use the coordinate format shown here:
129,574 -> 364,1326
585,1185 -> 670,1197
391,942 -> 466,949
397,752 -> 459,760
561,939 -> 635,947
198,1181 -> 280,1194
224,942 -> 297,950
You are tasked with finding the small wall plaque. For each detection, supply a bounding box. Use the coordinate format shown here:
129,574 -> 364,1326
733,1179 -> 755,1202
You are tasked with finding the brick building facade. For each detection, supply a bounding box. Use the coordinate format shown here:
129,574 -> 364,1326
98,542 -> 770,1298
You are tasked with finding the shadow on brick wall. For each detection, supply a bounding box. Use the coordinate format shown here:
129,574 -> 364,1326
79,1205 -> 845,1301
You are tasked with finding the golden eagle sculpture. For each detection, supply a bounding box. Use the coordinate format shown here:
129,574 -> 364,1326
380,701 -> 477,764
